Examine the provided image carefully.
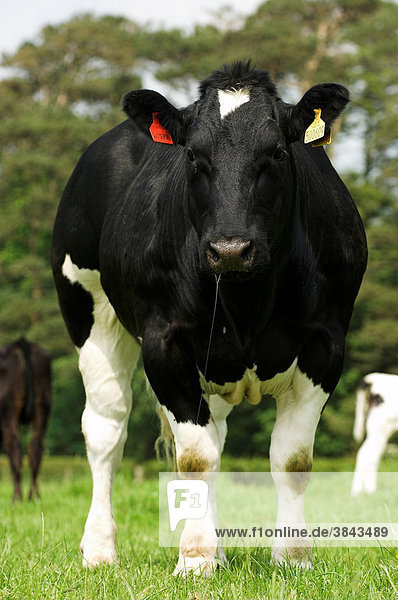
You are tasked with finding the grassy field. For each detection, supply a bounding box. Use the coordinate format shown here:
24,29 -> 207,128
1,455 -> 398,599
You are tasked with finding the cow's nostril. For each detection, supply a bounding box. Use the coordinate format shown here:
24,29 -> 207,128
209,245 -> 221,263
241,241 -> 253,264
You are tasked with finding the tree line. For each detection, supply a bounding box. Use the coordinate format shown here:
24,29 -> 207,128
0,0 -> 397,459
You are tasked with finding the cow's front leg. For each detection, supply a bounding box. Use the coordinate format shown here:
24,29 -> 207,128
163,411 -> 223,577
270,368 -> 328,567
143,327 -> 230,577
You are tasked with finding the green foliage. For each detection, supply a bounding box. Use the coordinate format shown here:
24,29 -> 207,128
46,355 -> 86,455
0,5 -> 397,460
343,2 -> 398,182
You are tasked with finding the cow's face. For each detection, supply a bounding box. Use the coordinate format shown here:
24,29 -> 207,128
123,63 -> 349,279
184,90 -> 295,277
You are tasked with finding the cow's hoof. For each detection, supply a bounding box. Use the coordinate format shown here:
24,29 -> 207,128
173,555 -> 218,577
80,515 -> 117,568
80,529 -> 118,569
271,545 -> 312,568
80,543 -> 118,569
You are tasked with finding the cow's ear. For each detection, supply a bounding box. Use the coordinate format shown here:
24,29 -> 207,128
285,83 -> 349,144
122,89 -> 196,145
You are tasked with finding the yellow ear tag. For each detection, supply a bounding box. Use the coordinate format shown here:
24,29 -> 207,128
304,108 -> 326,145
312,128 -> 332,147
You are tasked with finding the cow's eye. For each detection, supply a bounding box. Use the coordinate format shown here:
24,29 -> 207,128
185,147 -> 195,163
273,146 -> 288,162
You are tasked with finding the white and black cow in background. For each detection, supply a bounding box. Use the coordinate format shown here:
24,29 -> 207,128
51,62 -> 367,575
352,373 -> 398,496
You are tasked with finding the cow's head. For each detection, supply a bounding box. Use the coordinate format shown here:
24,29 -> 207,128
123,62 -> 349,279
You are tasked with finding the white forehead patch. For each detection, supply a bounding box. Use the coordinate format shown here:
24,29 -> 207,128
218,88 -> 250,119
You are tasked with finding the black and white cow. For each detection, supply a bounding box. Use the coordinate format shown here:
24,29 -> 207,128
51,62 -> 367,574
352,373 -> 398,496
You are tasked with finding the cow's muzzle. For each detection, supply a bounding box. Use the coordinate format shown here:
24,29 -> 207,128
206,237 -> 254,273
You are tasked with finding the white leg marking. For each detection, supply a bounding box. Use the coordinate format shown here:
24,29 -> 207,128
162,401 -> 232,577
62,254 -> 140,567
269,367 -> 328,567
218,88 -> 250,119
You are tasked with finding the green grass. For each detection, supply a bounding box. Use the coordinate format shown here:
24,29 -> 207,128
1,455 -> 398,599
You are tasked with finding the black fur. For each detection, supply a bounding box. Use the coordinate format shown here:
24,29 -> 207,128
198,60 -> 278,97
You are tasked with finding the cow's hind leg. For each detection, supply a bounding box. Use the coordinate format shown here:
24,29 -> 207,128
60,256 -> 140,567
2,423 -> 23,502
270,368 -> 328,567
351,406 -> 393,496
28,394 -> 51,500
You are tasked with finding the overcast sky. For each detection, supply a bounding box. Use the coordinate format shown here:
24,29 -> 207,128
1,0 -> 263,56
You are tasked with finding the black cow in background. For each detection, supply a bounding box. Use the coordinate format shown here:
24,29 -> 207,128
0,338 -> 51,501
52,61 -> 367,574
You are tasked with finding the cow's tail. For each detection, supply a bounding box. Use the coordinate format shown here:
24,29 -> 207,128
155,403 -> 176,470
353,381 -> 369,442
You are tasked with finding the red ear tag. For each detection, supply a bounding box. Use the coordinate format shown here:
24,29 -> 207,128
150,112 -> 173,144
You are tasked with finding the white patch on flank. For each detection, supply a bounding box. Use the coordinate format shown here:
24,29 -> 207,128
62,254 -> 140,567
352,373 -> 398,496
218,88 -> 250,119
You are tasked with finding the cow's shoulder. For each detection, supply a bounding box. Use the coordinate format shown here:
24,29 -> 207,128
291,143 -> 367,282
